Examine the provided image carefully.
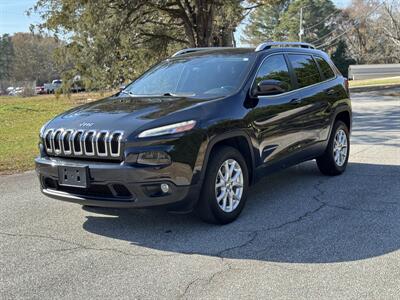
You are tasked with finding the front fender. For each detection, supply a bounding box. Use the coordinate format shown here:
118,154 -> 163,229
191,129 -> 256,187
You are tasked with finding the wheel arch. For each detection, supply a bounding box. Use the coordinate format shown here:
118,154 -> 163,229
334,110 -> 352,132
201,131 -> 256,186
327,107 -> 352,143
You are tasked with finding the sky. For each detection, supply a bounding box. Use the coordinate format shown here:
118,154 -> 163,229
0,0 -> 351,36
0,0 -> 41,34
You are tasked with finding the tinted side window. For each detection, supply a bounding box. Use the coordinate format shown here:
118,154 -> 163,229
288,54 -> 321,88
254,54 -> 292,92
315,56 -> 335,80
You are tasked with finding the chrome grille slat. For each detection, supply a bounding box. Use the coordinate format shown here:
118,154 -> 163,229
44,129 -> 54,153
109,131 -> 124,157
72,130 -> 84,155
61,129 -> 73,155
52,129 -> 64,155
96,131 -> 109,157
83,130 -> 96,156
42,129 -> 124,159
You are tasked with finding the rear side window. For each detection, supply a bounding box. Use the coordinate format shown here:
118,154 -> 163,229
254,54 -> 292,91
288,54 -> 321,88
315,56 -> 335,80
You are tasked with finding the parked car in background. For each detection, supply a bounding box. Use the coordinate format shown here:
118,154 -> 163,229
6,86 -> 15,94
43,79 -> 85,94
36,86 -> 46,95
8,87 -> 24,96
36,42 -> 351,224
70,83 -> 85,93
44,79 -> 62,94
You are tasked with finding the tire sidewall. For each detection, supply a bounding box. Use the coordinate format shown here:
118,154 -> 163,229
203,147 -> 249,224
329,121 -> 350,173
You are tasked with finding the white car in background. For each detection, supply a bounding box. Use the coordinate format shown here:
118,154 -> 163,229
7,87 -> 24,96
44,79 -> 62,94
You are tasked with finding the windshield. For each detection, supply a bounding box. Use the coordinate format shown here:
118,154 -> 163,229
123,53 -> 255,99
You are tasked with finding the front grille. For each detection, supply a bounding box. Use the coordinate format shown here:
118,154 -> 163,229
43,128 -> 124,159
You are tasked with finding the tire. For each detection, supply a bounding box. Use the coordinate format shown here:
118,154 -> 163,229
195,146 -> 249,224
317,120 -> 350,176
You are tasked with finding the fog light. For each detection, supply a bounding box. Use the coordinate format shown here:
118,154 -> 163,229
160,183 -> 170,193
137,151 -> 171,166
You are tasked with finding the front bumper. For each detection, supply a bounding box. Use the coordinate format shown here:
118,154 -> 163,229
35,156 -> 201,211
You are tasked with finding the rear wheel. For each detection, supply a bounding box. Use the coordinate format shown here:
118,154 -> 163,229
317,120 -> 350,175
196,146 -> 249,224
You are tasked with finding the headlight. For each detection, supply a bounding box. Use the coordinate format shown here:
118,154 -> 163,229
138,120 -> 196,138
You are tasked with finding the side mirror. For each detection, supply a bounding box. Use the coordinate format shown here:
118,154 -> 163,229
255,79 -> 288,96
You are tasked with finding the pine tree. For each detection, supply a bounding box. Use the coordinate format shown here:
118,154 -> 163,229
242,1 -> 291,46
243,0 -> 338,47
331,40 -> 356,77
0,34 -> 14,81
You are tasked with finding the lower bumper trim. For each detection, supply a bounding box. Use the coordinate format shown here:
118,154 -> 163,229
42,188 -> 139,208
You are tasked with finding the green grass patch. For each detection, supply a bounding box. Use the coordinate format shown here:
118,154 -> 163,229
0,92 -> 110,174
349,76 -> 400,88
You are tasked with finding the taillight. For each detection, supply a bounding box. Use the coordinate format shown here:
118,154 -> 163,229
344,78 -> 349,94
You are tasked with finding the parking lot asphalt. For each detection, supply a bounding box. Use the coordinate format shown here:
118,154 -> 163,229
1,89 -> 399,299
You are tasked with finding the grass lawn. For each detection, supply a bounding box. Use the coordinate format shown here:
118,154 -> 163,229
349,76 -> 400,88
0,92 -> 111,174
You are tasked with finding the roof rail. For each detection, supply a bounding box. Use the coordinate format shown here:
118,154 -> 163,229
255,42 -> 316,52
171,47 -> 234,57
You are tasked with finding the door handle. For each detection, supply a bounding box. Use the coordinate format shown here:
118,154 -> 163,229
325,89 -> 338,96
290,98 -> 302,104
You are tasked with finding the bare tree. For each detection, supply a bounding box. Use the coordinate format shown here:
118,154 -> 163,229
338,0 -> 399,63
381,0 -> 400,47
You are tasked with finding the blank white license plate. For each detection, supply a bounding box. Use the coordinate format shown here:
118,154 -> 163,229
58,166 -> 88,188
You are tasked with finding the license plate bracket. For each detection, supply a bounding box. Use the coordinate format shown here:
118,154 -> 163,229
58,166 -> 89,188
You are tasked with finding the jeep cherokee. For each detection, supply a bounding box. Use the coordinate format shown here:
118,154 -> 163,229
36,42 -> 352,224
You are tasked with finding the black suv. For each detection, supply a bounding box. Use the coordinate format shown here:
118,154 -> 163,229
36,42 -> 351,224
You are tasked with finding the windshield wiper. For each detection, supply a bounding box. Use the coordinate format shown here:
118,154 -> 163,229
162,92 -> 195,97
120,91 -> 195,97
119,90 -> 135,97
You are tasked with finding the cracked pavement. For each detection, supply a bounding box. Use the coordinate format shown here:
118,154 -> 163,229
1,88 -> 399,299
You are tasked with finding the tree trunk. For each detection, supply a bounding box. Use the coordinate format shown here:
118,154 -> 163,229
195,0 -> 214,47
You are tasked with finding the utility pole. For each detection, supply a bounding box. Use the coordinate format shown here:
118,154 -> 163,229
299,7 -> 304,42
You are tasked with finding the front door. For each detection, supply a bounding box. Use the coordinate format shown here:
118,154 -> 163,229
248,54 -> 308,165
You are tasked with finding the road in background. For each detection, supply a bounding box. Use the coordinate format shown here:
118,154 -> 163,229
1,89 -> 399,299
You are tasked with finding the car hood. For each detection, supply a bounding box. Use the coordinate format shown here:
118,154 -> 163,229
46,95 -> 210,134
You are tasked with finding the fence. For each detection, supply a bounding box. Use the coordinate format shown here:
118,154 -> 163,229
348,64 -> 400,80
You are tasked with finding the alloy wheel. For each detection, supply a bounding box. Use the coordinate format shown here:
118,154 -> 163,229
215,159 -> 244,213
333,129 -> 348,167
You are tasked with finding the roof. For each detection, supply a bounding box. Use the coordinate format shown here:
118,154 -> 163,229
172,42 -> 318,58
171,46 -> 325,59
172,47 -> 256,58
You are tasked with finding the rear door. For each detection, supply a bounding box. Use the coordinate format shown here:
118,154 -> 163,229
313,55 -> 343,140
286,53 -> 331,147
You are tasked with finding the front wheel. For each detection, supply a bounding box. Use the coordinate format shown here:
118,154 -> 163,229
317,120 -> 350,176
196,146 -> 249,224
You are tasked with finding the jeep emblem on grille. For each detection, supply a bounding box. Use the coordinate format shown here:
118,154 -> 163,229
80,122 -> 94,128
